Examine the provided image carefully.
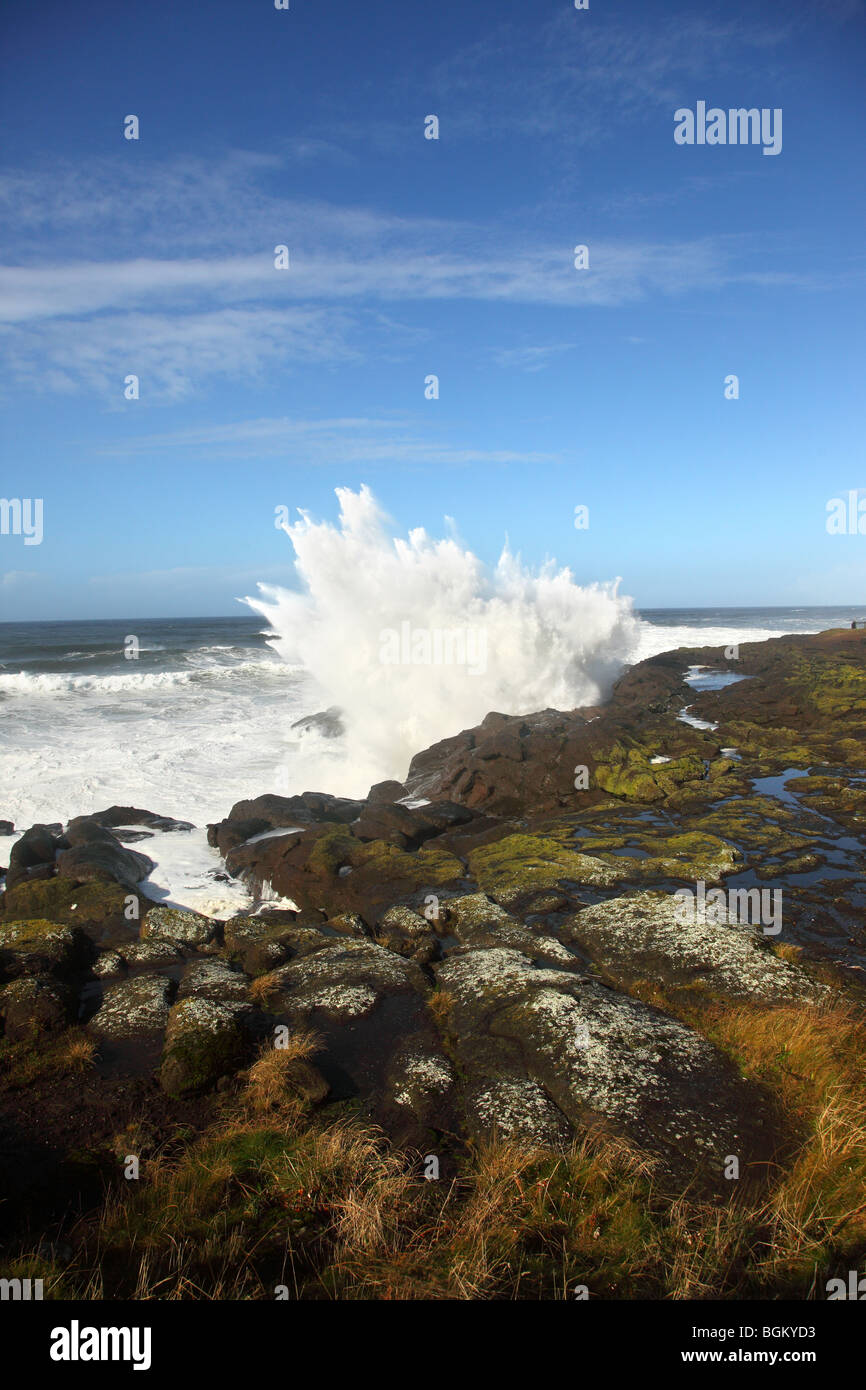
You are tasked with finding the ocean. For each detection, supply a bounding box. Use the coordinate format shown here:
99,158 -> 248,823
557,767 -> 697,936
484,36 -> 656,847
1,604 -> 862,916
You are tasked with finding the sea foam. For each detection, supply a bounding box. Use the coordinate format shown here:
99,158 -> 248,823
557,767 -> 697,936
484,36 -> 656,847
243,485 -> 641,792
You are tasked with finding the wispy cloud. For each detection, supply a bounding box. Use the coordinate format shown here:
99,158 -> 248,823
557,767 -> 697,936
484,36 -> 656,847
97,415 -> 561,467
0,140 -> 853,399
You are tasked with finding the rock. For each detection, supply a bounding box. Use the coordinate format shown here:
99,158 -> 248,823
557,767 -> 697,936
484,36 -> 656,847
467,833 -> 626,895
0,975 -> 73,1041
160,998 -> 250,1097
353,799 -> 476,850
366,780 -> 406,805
222,916 -> 325,975
92,950 -> 126,979
384,1038 -> 457,1137
122,939 -> 185,967
290,707 -> 345,739
263,939 -> 438,1111
435,947 -> 776,1182
0,820 -> 14,836
325,911 -> 368,938
560,892 -> 831,1006
279,1056 -> 331,1104
0,919 -> 90,981
90,972 -> 175,1038
465,1077 -> 572,1149
226,821 -> 465,922
6,824 -> 67,890
177,958 -> 250,1003
84,807 -> 195,833
207,817 -> 272,858
376,905 -> 439,965
0,877 -> 133,938
56,821 -> 155,889
443,893 -> 580,969
141,906 -> 219,949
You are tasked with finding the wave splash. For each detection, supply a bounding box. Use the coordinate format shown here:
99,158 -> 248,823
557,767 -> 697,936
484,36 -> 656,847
243,486 -> 641,791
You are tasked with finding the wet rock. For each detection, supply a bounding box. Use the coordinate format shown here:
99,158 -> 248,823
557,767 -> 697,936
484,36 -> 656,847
353,799 -> 476,850
226,821 -> 465,922
290,707 -> 344,739
56,819 -> 154,889
366,780 -> 406,805
84,807 -> 195,833
6,824 -> 67,890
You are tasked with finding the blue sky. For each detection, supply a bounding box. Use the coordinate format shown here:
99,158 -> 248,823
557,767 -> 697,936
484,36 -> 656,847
1,0 -> 864,620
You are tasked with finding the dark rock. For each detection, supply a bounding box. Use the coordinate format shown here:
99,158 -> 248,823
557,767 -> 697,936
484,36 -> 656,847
160,998 -> 251,1097
0,919 -> 91,981
82,807 -> 195,833
366,780 -> 406,804
290,706 -> 345,739
352,798 -> 476,850
207,792 -> 364,855
0,820 -> 14,835
0,975 -> 73,1041
6,824 -> 67,890
0,877 -> 133,938
56,834 -> 154,890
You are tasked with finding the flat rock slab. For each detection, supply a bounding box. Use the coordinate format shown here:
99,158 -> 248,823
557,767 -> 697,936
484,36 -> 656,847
560,892 -> 831,1005
436,947 -> 779,1184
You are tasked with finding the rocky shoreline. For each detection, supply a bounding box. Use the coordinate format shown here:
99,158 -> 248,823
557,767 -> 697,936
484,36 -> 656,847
2,627 -> 865,1296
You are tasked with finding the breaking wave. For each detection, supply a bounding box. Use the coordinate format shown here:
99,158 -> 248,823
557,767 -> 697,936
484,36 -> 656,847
243,485 -> 641,788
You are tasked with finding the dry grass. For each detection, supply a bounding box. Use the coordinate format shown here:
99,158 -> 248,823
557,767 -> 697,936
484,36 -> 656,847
9,1001 -> 866,1300
243,1029 -> 322,1112
62,1033 -> 98,1071
248,972 -> 282,1007
770,942 -> 804,964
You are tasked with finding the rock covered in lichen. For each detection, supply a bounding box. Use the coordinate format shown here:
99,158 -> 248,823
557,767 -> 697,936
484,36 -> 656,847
90,972 -> 174,1038
0,974 -> 73,1041
141,906 -> 218,949
160,997 -> 250,1097
560,892 -> 831,1005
